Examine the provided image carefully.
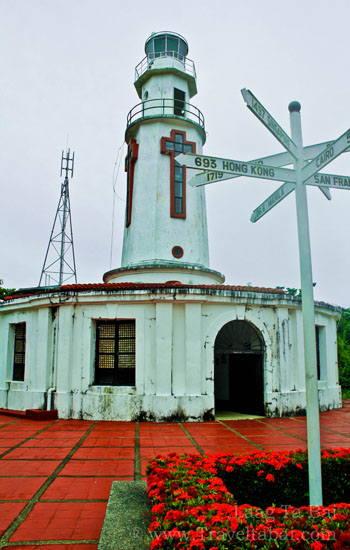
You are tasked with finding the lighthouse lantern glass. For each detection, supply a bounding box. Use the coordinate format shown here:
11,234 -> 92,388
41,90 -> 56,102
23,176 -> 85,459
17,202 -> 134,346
145,33 -> 188,62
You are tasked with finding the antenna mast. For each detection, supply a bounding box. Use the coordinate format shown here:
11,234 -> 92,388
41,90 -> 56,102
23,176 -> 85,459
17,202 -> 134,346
39,149 -> 77,287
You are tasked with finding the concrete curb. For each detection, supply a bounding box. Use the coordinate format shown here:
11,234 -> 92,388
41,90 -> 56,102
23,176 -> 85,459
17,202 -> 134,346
98,481 -> 151,550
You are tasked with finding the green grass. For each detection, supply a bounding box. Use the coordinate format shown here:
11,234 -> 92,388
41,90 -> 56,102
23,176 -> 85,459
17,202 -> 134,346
342,387 -> 350,399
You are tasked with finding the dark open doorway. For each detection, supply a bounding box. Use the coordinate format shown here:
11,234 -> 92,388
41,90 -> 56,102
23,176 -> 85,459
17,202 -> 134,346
214,320 -> 265,415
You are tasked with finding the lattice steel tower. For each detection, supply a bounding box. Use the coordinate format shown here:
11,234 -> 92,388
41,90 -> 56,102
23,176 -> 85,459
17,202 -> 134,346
39,149 -> 77,286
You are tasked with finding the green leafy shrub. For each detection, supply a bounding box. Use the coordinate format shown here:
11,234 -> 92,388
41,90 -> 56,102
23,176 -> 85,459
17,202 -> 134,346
216,449 -> 350,508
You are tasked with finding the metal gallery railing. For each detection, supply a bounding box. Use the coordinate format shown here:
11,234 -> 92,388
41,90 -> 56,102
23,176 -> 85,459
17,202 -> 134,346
135,51 -> 196,82
126,98 -> 205,130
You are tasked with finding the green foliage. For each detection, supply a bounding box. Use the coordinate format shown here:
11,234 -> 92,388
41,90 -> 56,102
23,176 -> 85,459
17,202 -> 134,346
0,279 -> 15,300
217,450 -> 350,508
337,308 -> 350,390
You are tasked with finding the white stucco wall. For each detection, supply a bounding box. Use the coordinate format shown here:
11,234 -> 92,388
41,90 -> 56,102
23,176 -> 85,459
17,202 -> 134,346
0,288 -> 341,421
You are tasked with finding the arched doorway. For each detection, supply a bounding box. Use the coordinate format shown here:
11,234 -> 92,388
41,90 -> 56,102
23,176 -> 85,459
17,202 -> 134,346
214,320 -> 265,415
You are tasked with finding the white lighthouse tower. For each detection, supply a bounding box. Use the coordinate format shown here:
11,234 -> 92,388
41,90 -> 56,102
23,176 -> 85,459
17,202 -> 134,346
104,31 -> 224,285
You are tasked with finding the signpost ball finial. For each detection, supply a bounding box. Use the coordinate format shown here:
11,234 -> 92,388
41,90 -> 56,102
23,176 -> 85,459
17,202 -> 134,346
288,101 -> 301,113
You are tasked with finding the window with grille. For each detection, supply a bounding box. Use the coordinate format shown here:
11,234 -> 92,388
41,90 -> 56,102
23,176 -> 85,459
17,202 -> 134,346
12,323 -> 26,381
94,321 -> 135,386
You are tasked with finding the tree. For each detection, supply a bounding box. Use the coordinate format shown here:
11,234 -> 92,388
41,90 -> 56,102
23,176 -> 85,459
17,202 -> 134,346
337,308 -> 350,391
0,280 -> 15,300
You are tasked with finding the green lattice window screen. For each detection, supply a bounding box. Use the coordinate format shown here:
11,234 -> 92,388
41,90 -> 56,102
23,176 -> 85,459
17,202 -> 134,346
95,321 -> 135,385
13,323 -> 26,381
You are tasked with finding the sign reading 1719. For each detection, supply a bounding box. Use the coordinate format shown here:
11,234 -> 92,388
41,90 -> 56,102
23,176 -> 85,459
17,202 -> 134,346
176,152 -> 296,183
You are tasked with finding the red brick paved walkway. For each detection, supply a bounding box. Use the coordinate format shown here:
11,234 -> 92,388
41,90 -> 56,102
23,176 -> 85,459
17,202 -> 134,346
0,401 -> 349,549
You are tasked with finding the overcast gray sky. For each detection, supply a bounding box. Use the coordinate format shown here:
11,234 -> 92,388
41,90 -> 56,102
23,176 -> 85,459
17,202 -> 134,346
1,0 -> 350,307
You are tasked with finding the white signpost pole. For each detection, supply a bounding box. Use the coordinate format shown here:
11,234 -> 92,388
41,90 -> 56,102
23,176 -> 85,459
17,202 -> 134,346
289,101 -> 323,506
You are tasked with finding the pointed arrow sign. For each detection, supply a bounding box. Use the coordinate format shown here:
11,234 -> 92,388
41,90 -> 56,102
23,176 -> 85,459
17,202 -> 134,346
250,182 -> 295,222
187,141 -> 344,188
305,172 -> 350,189
241,88 -> 298,157
177,153 -> 296,183
302,129 -> 350,182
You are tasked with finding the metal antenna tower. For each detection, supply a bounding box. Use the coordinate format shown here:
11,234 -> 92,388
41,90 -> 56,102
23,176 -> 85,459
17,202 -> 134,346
39,149 -> 77,287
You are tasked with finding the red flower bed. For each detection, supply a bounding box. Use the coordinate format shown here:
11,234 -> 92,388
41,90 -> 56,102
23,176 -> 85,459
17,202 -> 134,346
146,451 -> 350,550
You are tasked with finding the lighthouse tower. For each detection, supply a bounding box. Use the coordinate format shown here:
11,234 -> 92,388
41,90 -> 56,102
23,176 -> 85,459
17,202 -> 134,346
104,32 -> 224,285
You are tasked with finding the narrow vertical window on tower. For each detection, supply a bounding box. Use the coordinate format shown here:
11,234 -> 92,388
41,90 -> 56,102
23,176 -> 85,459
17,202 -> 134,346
315,325 -> 326,381
174,88 -> 185,116
12,323 -> 26,381
94,320 -> 136,386
125,139 -> 139,227
161,130 -> 196,219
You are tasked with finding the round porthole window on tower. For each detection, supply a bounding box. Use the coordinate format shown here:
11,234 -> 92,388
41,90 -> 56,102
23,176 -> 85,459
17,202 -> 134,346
172,246 -> 184,258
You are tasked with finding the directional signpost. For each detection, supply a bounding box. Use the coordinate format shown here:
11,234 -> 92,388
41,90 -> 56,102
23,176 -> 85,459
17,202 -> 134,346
187,140 -> 344,193
178,89 -> 350,506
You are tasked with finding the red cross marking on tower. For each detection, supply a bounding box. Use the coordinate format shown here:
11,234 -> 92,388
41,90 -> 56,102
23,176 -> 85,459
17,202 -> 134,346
125,138 -> 139,227
161,130 -> 196,219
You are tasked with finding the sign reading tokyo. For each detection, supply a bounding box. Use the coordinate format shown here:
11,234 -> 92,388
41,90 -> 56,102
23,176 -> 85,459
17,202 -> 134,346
241,88 -> 297,157
177,153 -> 296,183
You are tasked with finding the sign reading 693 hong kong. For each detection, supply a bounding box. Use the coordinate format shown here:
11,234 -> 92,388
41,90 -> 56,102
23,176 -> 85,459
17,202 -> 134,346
176,152 -> 296,183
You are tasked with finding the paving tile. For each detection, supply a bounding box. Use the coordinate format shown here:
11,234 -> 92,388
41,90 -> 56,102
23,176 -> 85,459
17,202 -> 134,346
247,435 -> 306,443
141,459 -> 153,476
34,431 -> 85,439
45,421 -> 93,430
0,448 -> 14,455
10,502 -> 107,541
139,435 -> 190,446
72,447 -> 134,459
321,441 -> 350,449
89,430 -> 135,438
60,460 -> 134,476
0,439 -> 27,447
322,427 -> 350,434
0,416 -> 18,423
261,419 -> 303,426
184,426 -> 231,434
5,447 -> 71,460
22,438 -> 79,448
201,444 -> 259,454
139,425 -> 183,434
0,477 -> 47,500
81,437 -> 134,447
192,436 -> 248,445
0,431 -> 37,439
0,460 -> 61,476
320,433 -> 350,442
140,446 -> 198,459
260,443 -> 307,451
220,421 -> 264,428
89,425 -> 135,432
228,427 -> 284,435
41,476 -> 128,500
0,502 -> 26,536
4,545 -> 98,550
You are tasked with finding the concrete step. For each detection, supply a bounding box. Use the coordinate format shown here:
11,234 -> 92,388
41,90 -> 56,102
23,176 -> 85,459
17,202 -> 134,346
0,408 -> 58,420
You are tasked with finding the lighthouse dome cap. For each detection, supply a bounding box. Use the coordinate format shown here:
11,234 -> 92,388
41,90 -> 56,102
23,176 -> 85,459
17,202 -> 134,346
145,31 -> 189,58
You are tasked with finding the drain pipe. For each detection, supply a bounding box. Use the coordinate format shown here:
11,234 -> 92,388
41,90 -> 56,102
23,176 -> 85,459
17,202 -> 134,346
46,306 -> 58,411
46,387 -> 55,411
